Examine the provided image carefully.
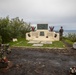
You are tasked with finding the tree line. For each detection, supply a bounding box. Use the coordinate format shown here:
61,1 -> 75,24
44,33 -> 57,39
0,16 -> 31,43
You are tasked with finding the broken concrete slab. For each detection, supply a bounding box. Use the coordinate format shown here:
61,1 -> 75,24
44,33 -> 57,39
28,40 -> 40,44
41,41 -> 52,44
32,44 -> 43,46
73,42 -> 76,49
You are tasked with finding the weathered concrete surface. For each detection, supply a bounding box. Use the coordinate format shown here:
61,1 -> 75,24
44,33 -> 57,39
28,40 -> 40,44
41,41 -> 52,44
32,44 -> 43,46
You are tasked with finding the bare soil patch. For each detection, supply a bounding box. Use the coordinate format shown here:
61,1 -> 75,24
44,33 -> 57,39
0,47 -> 76,75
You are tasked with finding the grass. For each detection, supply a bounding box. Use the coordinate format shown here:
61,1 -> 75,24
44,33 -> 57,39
8,38 -> 65,48
65,39 -> 73,45
63,37 -> 73,45
43,41 -> 65,48
9,38 -> 32,47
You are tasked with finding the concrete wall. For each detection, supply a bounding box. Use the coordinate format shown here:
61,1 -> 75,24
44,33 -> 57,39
26,30 -> 59,41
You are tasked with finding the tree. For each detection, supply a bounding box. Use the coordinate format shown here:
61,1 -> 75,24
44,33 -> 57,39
0,16 -> 11,43
10,17 -> 30,38
0,16 -> 31,43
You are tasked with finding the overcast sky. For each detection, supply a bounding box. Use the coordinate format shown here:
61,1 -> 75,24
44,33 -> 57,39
0,0 -> 76,30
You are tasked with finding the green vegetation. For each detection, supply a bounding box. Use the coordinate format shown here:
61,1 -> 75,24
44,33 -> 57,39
8,38 -> 65,48
65,39 -> 73,45
0,36 -> 2,44
9,38 -> 32,47
67,33 -> 76,42
0,16 -> 31,43
0,16 -> 76,48
63,33 -> 76,45
43,41 -> 65,48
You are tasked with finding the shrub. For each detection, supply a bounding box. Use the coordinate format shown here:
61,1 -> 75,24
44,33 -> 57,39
67,33 -> 76,42
0,36 -> 2,44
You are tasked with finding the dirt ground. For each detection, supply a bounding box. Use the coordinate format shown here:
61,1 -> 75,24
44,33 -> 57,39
0,47 -> 76,75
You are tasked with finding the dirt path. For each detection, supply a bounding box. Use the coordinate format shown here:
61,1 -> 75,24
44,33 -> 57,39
0,48 -> 76,75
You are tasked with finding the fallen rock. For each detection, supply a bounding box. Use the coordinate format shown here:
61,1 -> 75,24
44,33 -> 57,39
73,42 -> 76,49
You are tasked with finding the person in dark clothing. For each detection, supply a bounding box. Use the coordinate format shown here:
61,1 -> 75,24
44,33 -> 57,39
59,26 -> 64,40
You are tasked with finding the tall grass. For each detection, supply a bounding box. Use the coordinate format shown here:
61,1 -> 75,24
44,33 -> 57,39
67,33 -> 76,42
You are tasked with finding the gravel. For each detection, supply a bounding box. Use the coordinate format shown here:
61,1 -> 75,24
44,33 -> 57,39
0,47 -> 76,75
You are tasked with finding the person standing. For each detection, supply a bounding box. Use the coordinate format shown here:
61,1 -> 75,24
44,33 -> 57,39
59,26 -> 64,40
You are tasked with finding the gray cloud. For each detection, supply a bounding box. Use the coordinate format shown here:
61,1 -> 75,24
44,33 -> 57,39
0,0 -> 76,30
